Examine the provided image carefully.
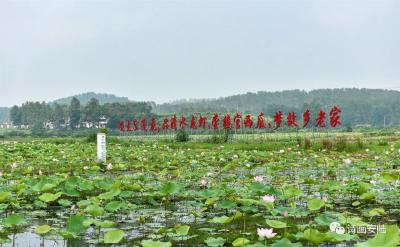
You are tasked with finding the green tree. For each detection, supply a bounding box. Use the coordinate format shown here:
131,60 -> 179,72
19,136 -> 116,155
84,98 -> 101,124
9,105 -> 21,125
53,103 -> 66,128
69,97 -> 81,129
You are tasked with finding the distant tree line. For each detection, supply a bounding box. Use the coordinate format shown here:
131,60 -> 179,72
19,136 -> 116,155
9,98 -> 152,130
0,107 -> 9,122
5,88 -> 400,129
155,88 -> 400,127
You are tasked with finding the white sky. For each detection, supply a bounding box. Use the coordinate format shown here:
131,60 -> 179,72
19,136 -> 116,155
0,0 -> 399,106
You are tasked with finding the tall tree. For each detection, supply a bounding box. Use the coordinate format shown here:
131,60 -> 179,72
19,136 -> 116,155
53,103 -> 66,128
69,97 -> 81,129
84,98 -> 101,123
9,105 -> 21,125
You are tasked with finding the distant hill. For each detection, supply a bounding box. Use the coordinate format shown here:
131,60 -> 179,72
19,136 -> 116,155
155,88 -> 400,127
50,92 -> 130,105
0,107 -> 9,122
3,88 -> 400,127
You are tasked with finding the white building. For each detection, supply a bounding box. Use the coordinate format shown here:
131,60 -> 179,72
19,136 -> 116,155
98,116 -> 108,128
81,121 -> 94,128
0,122 -> 12,129
44,122 -> 55,129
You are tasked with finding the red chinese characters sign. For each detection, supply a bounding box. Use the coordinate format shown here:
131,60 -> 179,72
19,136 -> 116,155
119,106 -> 342,132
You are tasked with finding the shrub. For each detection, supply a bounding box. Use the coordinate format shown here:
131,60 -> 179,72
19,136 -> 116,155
296,137 -> 302,147
31,124 -> 46,137
99,128 -> 108,134
86,132 -> 97,143
356,137 -> 364,149
321,138 -> 333,150
378,139 -> 388,146
207,129 -> 233,144
222,129 -> 233,143
209,134 -> 220,144
175,129 -> 189,142
86,129 -> 107,143
304,138 -> 312,149
335,137 -> 347,151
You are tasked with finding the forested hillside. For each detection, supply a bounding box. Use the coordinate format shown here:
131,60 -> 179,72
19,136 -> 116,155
155,88 -> 400,127
3,89 -> 400,127
50,92 -> 130,105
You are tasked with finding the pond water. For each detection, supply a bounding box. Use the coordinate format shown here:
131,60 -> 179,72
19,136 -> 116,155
1,140 -> 399,246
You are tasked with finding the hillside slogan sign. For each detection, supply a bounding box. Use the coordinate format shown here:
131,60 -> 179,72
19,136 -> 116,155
119,106 -> 342,132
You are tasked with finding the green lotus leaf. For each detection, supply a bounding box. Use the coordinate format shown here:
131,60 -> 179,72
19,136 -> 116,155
326,231 -> 359,242
303,229 -> 327,244
98,189 -> 121,200
368,208 -> 385,217
355,225 -> 399,247
271,238 -> 303,247
160,182 -> 182,195
266,219 -> 287,228
360,192 -> 376,201
3,214 -> 26,227
141,239 -> 172,247
210,215 -> 233,224
66,215 -> 87,235
104,229 -> 124,244
217,200 -> 236,209
0,192 -> 11,203
232,237 -> 250,246
84,204 -> 104,217
105,201 -> 125,212
58,199 -> 72,207
35,225 -> 51,235
204,237 -> 226,247
174,224 -> 190,235
39,192 -> 62,203
94,220 -> 115,228
308,198 -> 325,211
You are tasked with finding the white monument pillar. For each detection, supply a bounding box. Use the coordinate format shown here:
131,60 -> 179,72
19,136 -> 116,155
97,133 -> 106,162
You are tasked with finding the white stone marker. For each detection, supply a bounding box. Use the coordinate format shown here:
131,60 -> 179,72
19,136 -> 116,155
97,133 -> 106,162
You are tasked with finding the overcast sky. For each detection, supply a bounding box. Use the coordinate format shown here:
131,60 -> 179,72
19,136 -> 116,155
1,0 -> 399,106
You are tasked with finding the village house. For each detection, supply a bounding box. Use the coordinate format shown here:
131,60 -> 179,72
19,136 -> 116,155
44,121 -> 55,129
81,121 -> 94,128
0,122 -> 13,129
98,116 -> 108,128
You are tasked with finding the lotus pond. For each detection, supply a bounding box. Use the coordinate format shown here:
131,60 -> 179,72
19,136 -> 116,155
0,136 -> 399,247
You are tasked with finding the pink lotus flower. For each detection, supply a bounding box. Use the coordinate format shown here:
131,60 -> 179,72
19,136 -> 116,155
257,228 -> 277,238
254,176 -> 264,182
106,163 -> 113,170
262,195 -> 275,203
